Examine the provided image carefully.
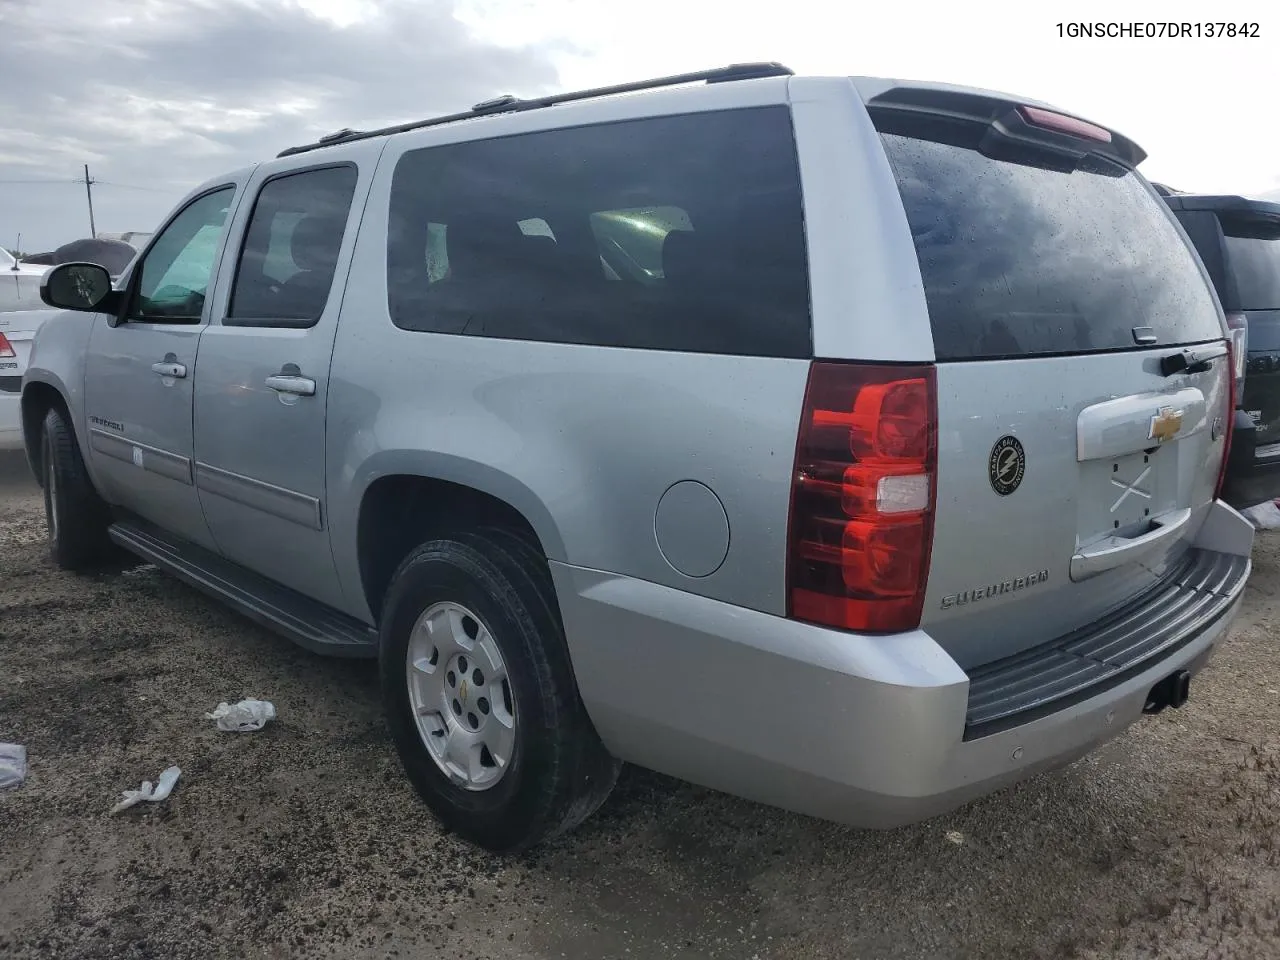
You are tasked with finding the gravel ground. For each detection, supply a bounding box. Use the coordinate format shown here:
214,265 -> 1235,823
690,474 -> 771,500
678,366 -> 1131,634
2,446 -> 1280,960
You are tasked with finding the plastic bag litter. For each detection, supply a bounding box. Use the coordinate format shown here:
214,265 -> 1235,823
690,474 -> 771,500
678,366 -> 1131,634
110,765 -> 180,814
0,744 -> 27,790
1241,500 -> 1280,530
205,699 -> 276,732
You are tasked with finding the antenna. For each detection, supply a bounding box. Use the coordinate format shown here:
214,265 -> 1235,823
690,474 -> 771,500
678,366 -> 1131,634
10,233 -> 19,271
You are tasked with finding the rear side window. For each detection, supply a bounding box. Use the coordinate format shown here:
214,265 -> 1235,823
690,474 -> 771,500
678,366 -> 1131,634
386,107 -> 811,357
1222,221 -> 1280,311
228,165 -> 358,328
876,129 -> 1222,361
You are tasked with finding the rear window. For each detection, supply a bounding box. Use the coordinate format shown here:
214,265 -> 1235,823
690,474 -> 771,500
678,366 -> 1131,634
385,107 -> 811,357
877,130 -> 1222,361
1223,223 -> 1280,311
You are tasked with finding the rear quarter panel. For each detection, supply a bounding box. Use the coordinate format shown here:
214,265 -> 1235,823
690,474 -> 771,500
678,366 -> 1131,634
327,324 -> 810,620
788,76 -> 936,363
0,269 -> 46,313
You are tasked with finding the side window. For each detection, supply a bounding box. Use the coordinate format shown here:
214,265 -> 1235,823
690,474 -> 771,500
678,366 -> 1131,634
227,165 -> 359,328
385,107 -> 811,358
134,187 -> 235,322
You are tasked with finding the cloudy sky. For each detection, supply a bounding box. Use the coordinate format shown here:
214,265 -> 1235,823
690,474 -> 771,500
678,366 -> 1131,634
0,0 -> 1275,251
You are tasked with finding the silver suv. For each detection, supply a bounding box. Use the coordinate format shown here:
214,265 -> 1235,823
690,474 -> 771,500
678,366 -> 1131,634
21,63 -> 1254,851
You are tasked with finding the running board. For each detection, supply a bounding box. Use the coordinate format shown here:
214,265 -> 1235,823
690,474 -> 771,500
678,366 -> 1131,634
108,520 -> 378,658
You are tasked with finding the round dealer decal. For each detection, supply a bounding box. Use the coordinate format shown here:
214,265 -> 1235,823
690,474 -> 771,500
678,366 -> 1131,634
988,435 -> 1025,496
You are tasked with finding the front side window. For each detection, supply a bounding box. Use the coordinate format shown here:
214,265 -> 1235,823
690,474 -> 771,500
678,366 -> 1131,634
385,107 -> 811,357
227,165 -> 359,327
134,187 -> 235,321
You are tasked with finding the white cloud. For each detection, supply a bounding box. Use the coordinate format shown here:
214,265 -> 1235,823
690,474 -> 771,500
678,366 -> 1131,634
0,0 -> 557,249
2,0 -> 1276,250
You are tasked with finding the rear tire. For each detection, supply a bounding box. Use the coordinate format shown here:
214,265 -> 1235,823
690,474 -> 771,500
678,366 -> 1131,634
379,528 -> 620,852
41,406 -> 111,571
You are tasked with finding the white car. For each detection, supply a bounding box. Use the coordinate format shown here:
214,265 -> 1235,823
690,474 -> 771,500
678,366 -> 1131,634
1,308 -> 55,449
0,248 -> 49,313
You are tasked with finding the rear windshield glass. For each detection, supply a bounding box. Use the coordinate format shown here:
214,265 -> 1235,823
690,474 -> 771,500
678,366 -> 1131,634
877,130 -> 1222,361
1223,224 -> 1280,311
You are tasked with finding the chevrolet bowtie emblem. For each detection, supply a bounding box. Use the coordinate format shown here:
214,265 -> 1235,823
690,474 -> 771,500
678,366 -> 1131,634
1149,405 -> 1184,443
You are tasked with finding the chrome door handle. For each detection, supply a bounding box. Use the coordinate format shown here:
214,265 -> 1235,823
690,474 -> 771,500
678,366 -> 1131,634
151,361 -> 187,378
1069,507 -> 1193,581
265,374 -> 316,397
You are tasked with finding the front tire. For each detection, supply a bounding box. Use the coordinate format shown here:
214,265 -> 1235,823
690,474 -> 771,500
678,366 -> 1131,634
380,529 -> 619,852
41,406 -> 111,571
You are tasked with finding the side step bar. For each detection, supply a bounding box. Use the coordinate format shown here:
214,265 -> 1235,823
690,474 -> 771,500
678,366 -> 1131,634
109,520 -> 378,659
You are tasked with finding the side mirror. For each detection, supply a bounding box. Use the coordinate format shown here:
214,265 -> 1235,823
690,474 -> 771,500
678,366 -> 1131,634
40,262 -> 113,312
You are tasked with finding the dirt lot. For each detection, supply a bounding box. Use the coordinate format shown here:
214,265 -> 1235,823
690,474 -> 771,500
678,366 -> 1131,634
2,448 -> 1280,959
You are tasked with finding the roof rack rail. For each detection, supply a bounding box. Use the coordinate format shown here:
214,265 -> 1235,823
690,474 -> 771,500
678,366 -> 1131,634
277,61 -> 793,158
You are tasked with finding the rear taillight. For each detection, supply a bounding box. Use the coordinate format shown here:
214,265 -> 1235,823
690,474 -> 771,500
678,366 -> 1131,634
1224,312 -> 1248,396
787,362 -> 938,634
0,333 -> 14,359
1217,336 -> 1238,500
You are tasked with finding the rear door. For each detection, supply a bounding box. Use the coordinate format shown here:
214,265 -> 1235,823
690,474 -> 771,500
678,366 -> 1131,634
1221,217 -> 1280,455
870,103 -> 1230,669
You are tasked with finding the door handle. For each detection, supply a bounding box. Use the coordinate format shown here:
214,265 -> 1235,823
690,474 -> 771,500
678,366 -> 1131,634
151,361 -> 187,379
265,374 -> 316,397
1069,507 -> 1193,581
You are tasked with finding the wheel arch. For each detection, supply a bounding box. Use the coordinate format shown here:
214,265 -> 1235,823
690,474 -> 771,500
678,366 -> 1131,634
19,376 -> 72,486
352,462 -> 565,623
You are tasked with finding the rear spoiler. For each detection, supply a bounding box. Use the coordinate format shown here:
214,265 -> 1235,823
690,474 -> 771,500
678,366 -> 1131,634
860,82 -> 1146,170
1164,194 -> 1280,237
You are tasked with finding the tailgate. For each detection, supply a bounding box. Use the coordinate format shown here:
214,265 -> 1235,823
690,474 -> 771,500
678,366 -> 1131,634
870,101 -> 1230,669
926,349 -> 1227,667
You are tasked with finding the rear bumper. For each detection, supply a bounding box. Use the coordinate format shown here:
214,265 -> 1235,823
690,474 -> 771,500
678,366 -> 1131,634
1222,411 -> 1280,509
552,500 -> 1253,828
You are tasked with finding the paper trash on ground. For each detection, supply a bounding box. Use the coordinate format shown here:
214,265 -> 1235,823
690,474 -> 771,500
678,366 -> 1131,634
1241,500 -> 1280,530
205,699 -> 276,732
0,744 -> 27,790
110,765 -> 181,814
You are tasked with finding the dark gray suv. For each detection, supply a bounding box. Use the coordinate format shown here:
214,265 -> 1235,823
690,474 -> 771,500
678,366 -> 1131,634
1163,192 -> 1280,508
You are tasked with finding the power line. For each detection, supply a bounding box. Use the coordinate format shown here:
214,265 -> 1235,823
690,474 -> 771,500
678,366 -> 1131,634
1,167 -> 183,243
0,178 -> 178,192
95,180 -> 179,194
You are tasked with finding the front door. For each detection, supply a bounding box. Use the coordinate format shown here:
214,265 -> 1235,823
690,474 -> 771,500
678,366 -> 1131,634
83,185 -> 241,550
193,157 -> 368,610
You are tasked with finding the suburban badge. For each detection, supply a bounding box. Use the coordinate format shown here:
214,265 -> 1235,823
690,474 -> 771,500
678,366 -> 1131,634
941,570 -> 1051,609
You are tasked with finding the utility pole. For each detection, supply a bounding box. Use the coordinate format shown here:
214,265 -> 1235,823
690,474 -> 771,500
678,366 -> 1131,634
81,164 -> 97,238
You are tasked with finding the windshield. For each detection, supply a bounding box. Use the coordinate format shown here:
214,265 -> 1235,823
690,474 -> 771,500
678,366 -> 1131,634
877,129 -> 1223,361
0,249 -> 14,268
